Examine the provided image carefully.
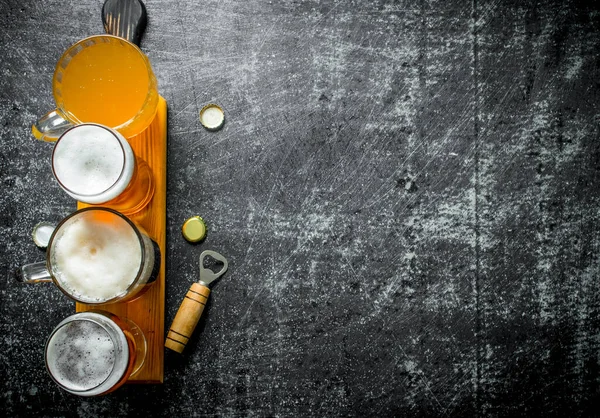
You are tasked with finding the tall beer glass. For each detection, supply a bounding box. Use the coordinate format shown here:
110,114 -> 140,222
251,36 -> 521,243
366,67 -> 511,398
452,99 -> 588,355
52,123 -> 154,215
32,35 -> 159,141
45,311 -> 146,396
17,207 -> 159,304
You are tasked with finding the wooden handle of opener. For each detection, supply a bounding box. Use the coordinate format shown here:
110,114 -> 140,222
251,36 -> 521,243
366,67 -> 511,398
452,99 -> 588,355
165,283 -> 210,353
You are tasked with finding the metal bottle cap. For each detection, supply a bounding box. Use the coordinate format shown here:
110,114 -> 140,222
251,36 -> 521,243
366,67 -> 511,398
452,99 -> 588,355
32,221 -> 56,248
199,104 -> 225,131
182,216 -> 207,243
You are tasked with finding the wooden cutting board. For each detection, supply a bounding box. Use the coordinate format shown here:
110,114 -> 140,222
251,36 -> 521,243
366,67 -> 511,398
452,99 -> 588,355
76,96 -> 167,383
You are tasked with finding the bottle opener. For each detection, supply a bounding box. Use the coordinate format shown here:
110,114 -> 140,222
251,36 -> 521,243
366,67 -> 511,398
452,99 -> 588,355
165,250 -> 228,353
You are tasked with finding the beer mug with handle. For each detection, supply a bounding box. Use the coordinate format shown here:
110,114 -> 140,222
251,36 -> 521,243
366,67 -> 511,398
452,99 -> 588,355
17,207 -> 159,304
33,34 -> 158,141
52,123 -> 154,215
45,310 -> 146,396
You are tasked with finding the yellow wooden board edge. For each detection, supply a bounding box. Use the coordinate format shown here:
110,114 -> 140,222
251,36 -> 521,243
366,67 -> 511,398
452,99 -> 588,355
76,96 -> 167,384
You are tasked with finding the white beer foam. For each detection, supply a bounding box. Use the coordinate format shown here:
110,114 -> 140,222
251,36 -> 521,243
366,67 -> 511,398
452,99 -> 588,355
53,124 -> 135,203
46,320 -> 116,392
52,211 -> 142,303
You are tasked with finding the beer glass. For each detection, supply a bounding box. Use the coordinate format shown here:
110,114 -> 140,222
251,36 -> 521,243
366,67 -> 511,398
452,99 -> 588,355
52,123 -> 154,215
17,207 -> 159,304
32,34 -> 158,141
45,311 -> 146,396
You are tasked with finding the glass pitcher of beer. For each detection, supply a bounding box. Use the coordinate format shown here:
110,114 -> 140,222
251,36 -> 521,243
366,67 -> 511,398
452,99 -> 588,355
52,123 -> 154,215
33,34 -> 158,141
17,207 -> 159,304
45,311 -> 146,396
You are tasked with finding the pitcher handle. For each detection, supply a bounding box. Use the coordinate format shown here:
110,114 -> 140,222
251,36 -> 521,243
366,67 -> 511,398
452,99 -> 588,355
15,261 -> 52,283
32,110 -> 73,142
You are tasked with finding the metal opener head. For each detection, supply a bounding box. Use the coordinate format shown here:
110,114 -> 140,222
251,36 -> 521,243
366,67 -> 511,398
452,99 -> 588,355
198,250 -> 228,286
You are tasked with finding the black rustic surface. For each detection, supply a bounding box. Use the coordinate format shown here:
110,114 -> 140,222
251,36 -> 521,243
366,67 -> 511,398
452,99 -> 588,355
1,0 -> 599,416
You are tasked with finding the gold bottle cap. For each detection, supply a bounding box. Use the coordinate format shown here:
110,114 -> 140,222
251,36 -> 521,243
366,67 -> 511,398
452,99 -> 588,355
32,221 -> 56,248
199,103 -> 225,131
182,216 -> 207,243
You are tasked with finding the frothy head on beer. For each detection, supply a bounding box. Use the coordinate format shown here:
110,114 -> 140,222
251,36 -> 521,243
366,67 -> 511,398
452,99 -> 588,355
52,124 -> 135,204
46,319 -> 117,392
45,313 -> 130,396
49,209 -> 143,303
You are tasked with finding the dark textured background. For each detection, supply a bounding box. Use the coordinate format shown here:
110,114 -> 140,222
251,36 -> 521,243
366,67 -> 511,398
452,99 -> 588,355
1,0 -> 600,416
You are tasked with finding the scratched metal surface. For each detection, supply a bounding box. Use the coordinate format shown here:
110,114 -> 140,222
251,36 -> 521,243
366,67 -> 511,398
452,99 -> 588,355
1,0 -> 599,416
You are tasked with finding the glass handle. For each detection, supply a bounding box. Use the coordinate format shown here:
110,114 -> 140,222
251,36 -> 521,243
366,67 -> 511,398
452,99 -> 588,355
16,262 -> 52,283
31,110 -> 72,142
102,0 -> 148,46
